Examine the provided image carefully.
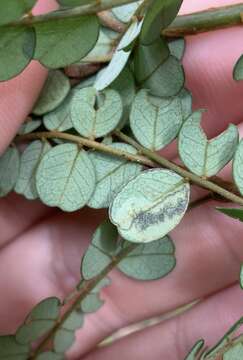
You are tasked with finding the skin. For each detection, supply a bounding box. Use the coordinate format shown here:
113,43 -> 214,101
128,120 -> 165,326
1,0 -> 243,359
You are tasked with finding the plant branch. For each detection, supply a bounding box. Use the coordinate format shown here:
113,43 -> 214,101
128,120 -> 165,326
31,242 -> 137,358
17,131 -> 243,206
164,3 -> 243,37
115,131 -> 243,206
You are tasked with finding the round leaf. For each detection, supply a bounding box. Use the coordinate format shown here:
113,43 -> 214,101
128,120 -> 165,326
168,38 -> 185,60
0,147 -> 20,197
15,141 -> 51,200
118,236 -> 176,280
36,143 -> 96,212
0,26 -> 35,81
179,111 -> 239,177
88,143 -> 143,209
0,336 -> 29,358
33,70 -> 70,115
0,1 -> 36,25
18,120 -> 41,135
130,89 -> 184,150
16,321 -> 56,345
233,54 -> 243,81
34,15 -> 99,68
54,329 -> 75,353
62,311 -> 84,331
71,87 -> 123,139
233,139 -> 243,196
109,169 -> 190,243
143,55 -> 185,97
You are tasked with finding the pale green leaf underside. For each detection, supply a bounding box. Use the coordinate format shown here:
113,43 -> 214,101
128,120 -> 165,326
82,219 -> 118,280
18,120 -> 42,135
88,143 -> 143,209
36,143 -> 96,212
112,2 -> 141,23
34,15 -> 99,68
168,38 -> 185,60
0,1 -> 36,25
223,343 -> 243,359
0,147 -> 20,197
130,89 -> 184,150
179,111 -> 239,177
71,87 -> 123,139
15,141 -> 51,200
143,55 -> 185,97
233,140 -> 243,195
33,70 -> 70,115
184,340 -> 204,359
117,19 -> 143,51
62,311 -> 84,331
0,26 -> 35,82
54,329 -> 75,353
233,54 -> 243,81
110,169 -> 190,243
118,236 -> 176,280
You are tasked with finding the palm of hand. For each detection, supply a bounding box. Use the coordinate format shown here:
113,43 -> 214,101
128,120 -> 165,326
1,0 -> 243,359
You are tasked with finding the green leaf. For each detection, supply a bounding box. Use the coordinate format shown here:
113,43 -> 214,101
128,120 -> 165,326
36,143 -> 96,212
15,141 -> 51,200
233,55 -> 243,81
0,147 -> 20,197
34,15 -> 99,68
81,219 -> 118,279
62,311 -> 84,331
179,111 -> 239,177
203,318 -> 243,358
134,38 -> 170,83
80,278 -> 110,313
110,66 -> 136,127
88,143 -> 143,209
0,1 -> 36,25
143,55 -> 185,97
141,0 -> 183,45
118,236 -> 176,280
224,343 -> 243,359
168,38 -> 185,60
233,140 -> 243,196
0,336 -> 29,359
16,297 -> 60,345
54,329 -> 75,353
58,0 -> 92,6
33,70 -> 70,116
109,169 -> 190,243
130,89 -> 184,150
184,340 -> 204,360
71,87 -> 123,139
112,2 -> 142,23
240,264 -> 243,289
18,120 -> 41,135
217,207 -> 243,222
36,352 -> 63,360
0,26 -> 35,81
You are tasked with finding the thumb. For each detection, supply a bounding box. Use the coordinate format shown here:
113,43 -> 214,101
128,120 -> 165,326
0,0 -> 58,154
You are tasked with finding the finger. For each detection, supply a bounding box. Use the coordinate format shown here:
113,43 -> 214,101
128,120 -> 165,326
0,0 -> 57,154
82,283 -> 243,360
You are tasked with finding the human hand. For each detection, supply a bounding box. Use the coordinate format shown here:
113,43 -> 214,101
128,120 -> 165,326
1,1 -> 243,359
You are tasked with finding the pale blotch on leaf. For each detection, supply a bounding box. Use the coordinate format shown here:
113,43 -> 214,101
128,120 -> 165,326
109,169 -> 190,243
233,140 -> 243,196
36,143 -> 96,212
71,87 -> 123,139
130,89 -> 184,150
179,111 -> 239,177
33,70 -> 70,116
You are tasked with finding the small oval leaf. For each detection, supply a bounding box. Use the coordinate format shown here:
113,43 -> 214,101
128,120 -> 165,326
71,87 -> 123,139
33,70 -> 70,116
54,329 -> 75,353
88,143 -> 143,209
130,89 -> 184,150
34,15 -> 99,69
0,1 -> 36,25
233,140 -> 243,196
36,143 -> 96,212
233,54 -> 243,81
0,147 -> 20,197
179,111 -> 239,177
109,169 -> 190,243
15,141 -> 51,200
18,120 -> 42,135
